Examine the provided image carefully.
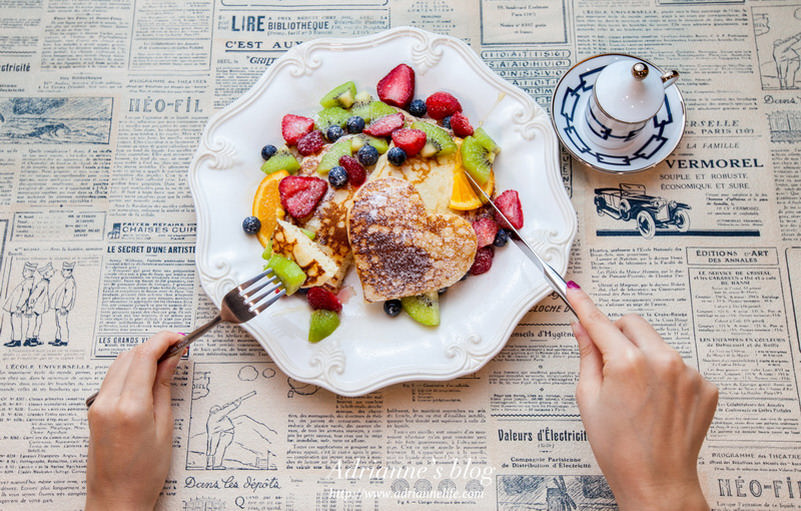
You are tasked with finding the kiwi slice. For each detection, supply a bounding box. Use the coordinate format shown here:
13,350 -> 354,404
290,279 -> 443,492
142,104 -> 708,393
350,134 -> 389,154
353,100 -> 397,123
460,127 -> 499,186
474,127 -> 499,154
317,139 -> 352,174
411,121 -> 457,157
316,106 -> 350,129
261,240 -> 273,260
460,137 -> 493,185
309,309 -> 340,343
349,91 -> 373,118
261,146 -> 300,175
369,100 -> 398,119
266,254 -> 306,295
350,93 -> 374,122
320,81 -> 357,109
401,291 -> 440,326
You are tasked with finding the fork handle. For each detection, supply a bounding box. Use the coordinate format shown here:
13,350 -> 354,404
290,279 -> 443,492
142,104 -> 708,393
159,314 -> 222,362
85,314 -> 222,408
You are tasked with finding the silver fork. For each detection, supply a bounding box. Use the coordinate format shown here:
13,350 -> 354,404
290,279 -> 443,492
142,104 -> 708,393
85,269 -> 285,408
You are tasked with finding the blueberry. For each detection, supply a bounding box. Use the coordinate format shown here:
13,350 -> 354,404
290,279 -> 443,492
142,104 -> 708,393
493,228 -> 509,247
357,144 -> 379,166
346,116 -> 365,134
441,116 -> 452,129
384,299 -> 402,317
261,144 -> 277,160
326,125 -> 344,142
328,166 -> 348,188
387,147 -> 407,166
408,99 -> 426,117
242,216 -> 261,234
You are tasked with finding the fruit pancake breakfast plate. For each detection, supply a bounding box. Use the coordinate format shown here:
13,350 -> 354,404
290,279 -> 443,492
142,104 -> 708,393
188,26 -> 577,396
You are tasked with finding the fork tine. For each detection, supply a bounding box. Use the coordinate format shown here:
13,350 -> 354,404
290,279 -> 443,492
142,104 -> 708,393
237,268 -> 273,292
240,274 -> 280,298
247,279 -> 284,304
250,288 -> 287,313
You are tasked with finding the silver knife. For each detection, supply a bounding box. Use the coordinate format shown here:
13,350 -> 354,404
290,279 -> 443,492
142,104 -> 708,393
463,170 -> 575,314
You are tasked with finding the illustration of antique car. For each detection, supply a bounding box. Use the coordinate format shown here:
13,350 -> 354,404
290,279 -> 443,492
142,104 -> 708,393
594,183 -> 691,239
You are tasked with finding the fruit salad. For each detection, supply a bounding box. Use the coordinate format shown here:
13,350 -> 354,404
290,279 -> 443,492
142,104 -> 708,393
244,64 -> 525,342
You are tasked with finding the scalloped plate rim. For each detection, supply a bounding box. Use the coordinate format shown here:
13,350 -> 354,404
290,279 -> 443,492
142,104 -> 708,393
188,26 -> 577,396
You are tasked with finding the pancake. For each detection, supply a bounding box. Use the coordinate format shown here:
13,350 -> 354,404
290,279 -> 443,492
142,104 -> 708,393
368,143 -> 459,215
347,177 -> 477,302
272,219 -> 338,288
285,133 -> 480,297
291,145 -> 360,290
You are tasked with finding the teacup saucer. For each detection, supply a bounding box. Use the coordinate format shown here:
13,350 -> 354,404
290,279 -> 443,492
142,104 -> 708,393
550,53 -> 686,174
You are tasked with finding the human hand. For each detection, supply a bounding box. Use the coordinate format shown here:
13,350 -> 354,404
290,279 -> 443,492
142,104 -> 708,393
567,283 -> 717,511
85,331 -> 184,511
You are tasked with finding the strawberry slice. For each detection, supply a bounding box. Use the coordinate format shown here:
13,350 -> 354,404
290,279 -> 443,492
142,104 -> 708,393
425,91 -> 462,120
450,111 -> 474,137
377,64 -> 415,108
471,217 -> 498,248
391,128 -> 427,157
307,286 -> 342,312
339,155 -> 366,186
470,246 -> 494,275
281,114 -> 315,145
279,175 -> 327,218
296,130 -> 325,156
364,112 -> 405,137
494,190 -> 524,230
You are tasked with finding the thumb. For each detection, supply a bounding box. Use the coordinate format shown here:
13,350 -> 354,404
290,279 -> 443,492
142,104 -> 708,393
572,321 -> 603,403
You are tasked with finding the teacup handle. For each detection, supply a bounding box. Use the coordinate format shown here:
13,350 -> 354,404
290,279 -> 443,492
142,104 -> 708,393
661,70 -> 679,88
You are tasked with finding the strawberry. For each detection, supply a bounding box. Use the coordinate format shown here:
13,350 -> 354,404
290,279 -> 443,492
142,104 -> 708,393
279,175 -> 327,218
377,64 -> 415,108
363,112 -> 405,137
307,286 -> 342,312
494,189 -> 524,230
391,128 -> 427,157
296,130 -> 325,156
450,111 -> 474,137
471,217 -> 498,248
425,91 -> 462,120
281,114 -> 315,145
339,155 -> 366,186
470,246 -> 494,275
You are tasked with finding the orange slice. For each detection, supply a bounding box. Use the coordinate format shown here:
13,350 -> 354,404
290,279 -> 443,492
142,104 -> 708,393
450,167 -> 494,211
252,170 -> 288,247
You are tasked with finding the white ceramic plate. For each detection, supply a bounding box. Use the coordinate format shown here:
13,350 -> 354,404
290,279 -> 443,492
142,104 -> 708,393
188,26 -> 576,396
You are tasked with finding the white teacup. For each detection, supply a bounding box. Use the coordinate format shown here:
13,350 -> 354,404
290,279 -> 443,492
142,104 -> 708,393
585,59 -> 678,148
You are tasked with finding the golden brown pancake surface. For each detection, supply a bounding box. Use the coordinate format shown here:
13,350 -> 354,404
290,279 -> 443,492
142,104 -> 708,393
347,177 -> 477,302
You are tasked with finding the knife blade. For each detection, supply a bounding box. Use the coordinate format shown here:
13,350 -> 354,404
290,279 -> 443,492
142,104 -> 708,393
462,169 -> 574,314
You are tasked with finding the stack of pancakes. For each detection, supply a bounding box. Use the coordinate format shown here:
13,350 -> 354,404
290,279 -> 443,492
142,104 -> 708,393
280,135 -> 478,302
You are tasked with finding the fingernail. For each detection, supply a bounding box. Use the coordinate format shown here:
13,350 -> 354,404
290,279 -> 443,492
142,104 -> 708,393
178,332 -> 187,336
566,280 -> 580,289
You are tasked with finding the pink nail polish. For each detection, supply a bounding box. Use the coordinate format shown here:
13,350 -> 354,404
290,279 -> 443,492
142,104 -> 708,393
178,332 -> 187,336
566,280 -> 580,289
